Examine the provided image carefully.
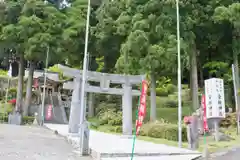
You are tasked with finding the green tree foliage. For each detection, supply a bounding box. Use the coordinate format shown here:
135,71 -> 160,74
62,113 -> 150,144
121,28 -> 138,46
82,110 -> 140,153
0,0 -> 239,121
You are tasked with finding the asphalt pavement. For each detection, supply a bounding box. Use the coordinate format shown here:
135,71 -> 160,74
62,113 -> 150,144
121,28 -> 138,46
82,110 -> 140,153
0,124 -> 92,160
211,148 -> 240,160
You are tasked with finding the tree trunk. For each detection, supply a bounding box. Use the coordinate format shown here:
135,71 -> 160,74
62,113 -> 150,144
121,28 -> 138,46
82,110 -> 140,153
190,45 -> 199,111
233,29 -> 240,115
15,54 -> 24,113
23,61 -> 35,116
198,60 -> 204,88
150,72 -> 156,121
189,67 -> 193,100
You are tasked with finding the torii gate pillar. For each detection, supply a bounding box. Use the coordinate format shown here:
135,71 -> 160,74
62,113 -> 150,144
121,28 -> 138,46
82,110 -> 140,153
68,78 -> 82,133
122,84 -> 133,135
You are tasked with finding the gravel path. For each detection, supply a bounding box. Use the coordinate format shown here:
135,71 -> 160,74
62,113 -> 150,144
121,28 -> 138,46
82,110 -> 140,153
0,124 -> 92,160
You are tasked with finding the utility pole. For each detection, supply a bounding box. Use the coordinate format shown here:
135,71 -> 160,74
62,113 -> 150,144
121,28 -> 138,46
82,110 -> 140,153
175,0 -> 182,148
79,0 -> 91,155
232,64 -> 240,134
41,46 -> 49,125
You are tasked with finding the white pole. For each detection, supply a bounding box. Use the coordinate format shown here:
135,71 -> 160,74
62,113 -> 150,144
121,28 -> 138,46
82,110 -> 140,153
41,46 -> 49,125
5,63 -> 12,115
79,0 -> 91,155
176,0 -> 182,147
232,64 -> 240,134
4,77 -> 10,115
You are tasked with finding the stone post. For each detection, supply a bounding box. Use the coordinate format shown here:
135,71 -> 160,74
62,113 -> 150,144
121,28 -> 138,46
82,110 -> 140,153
190,115 -> 199,150
68,77 -> 81,133
88,93 -> 94,118
122,84 -> 132,135
213,119 -> 220,142
186,124 -> 192,149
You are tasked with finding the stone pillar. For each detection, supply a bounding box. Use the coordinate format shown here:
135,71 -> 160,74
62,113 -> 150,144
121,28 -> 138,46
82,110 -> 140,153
68,78 -> 81,133
122,84 -> 132,135
189,115 -> 199,150
88,93 -> 94,118
214,119 -> 220,142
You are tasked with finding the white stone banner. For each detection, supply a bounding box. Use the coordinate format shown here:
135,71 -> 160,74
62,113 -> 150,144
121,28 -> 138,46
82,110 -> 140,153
204,78 -> 225,119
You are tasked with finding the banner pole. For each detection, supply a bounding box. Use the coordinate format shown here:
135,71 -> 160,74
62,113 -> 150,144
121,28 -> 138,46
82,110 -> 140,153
130,82 -> 143,160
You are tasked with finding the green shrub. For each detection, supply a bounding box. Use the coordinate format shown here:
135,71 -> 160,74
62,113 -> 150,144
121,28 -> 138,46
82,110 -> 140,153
114,126 -> 122,133
182,84 -> 189,89
98,108 -> 122,126
0,115 -> 34,125
156,88 -> 168,96
0,103 -> 14,114
166,84 -> 177,94
220,113 -> 237,128
140,121 -> 187,142
22,116 -> 35,124
0,69 -> 7,76
164,99 -> 178,108
96,102 -> 120,115
8,88 -> 17,98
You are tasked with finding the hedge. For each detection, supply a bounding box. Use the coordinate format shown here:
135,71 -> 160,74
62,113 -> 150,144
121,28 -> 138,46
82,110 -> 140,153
156,88 -> 169,96
139,121 -> 188,142
0,114 -> 35,125
98,108 -> 122,126
220,113 -> 237,128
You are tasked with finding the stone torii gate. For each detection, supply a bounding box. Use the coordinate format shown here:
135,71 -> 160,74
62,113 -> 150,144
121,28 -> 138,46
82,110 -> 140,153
58,64 -> 145,135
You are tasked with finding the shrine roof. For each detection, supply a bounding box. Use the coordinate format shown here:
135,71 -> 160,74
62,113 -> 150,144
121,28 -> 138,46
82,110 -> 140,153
24,69 -> 65,83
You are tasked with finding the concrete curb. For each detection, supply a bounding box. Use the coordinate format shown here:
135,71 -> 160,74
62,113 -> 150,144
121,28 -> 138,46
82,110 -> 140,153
209,145 -> 240,159
194,145 -> 240,160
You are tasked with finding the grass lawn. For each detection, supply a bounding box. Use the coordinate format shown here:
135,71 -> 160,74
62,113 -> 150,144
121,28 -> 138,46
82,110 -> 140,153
140,95 -> 192,124
139,130 -> 240,153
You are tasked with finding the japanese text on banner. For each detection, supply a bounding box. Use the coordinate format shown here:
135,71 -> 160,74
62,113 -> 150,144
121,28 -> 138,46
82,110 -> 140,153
136,80 -> 148,135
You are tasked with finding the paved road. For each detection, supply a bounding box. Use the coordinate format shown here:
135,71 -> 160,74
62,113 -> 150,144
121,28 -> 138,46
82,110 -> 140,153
211,148 -> 240,160
0,124 -> 92,160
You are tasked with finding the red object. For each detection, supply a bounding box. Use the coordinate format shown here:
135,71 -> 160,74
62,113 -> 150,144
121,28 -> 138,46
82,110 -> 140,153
184,116 -> 192,124
33,78 -> 39,88
136,80 -> 148,135
8,99 -> 16,105
46,105 -> 53,120
201,94 -> 209,132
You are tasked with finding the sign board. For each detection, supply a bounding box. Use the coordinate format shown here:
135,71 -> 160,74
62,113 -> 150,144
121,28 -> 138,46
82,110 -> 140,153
204,78 -> 225,119
201,94 -> 209,131
46,105 -> 53,120
136,80 -> 148,135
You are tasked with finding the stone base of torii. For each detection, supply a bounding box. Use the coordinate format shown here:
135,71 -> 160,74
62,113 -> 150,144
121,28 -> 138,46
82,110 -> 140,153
58,64 -> 145,136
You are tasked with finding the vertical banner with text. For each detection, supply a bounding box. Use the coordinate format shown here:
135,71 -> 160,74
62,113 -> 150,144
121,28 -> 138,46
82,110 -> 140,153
46,104 -> 53,120
201,94 -> 209,132
136,80 -> 148,135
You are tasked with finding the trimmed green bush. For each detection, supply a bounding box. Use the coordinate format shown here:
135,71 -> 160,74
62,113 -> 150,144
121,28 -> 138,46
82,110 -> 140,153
0,114 -> 34,125
98,108 -> 122,126
166,84 -> 177,94
156,88 -> 168,96
140,121 -> 187,142
96,102 -> 120,115
114,126 -> 122,133
0,69 -> 8,76
220,113 -> 237,128
8,88 -> 17,98
0,103 -> 14,114
182,84 -> 189,89
164,99 -> 178,108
